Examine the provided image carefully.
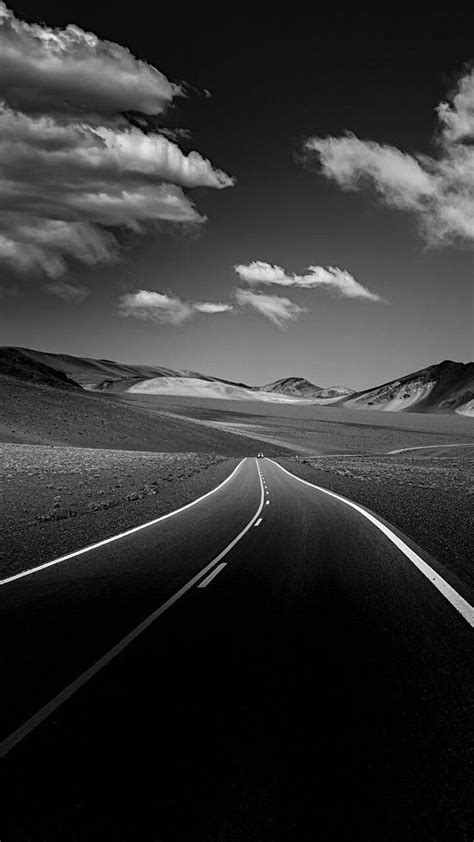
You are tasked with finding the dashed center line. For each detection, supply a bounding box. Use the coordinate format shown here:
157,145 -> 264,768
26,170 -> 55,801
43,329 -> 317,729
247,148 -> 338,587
255,518 -> 263,527
198,563 -> 227,588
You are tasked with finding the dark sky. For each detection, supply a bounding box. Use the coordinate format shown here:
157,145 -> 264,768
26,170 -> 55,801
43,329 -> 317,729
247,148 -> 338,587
1,4 -> 473,388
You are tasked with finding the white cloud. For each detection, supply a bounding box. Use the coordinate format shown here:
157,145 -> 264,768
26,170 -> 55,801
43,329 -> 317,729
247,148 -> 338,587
436,68 -> 474,144
0,5 -> 234,278
119,290 -> 192,325
305,136 -> 434,210
235,288 -> 307,329
235,261 -> 381,301
44,281 -> 91,303
0,2 -> 180,122
119,290 -> 233,325
302,66 -> 474,246
193,301 -> 233,313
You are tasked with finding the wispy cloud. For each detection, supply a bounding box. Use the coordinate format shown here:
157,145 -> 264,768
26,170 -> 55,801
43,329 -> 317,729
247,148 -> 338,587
302,66 -> 474,246
43,281 -> 91,303
0,4 -> 234,278
235,261 -> 381,301
235,288 -> 307,329
119,290 -> 233,325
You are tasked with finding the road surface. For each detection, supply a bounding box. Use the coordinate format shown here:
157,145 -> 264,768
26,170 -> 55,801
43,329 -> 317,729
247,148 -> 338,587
1,457 -> 473,840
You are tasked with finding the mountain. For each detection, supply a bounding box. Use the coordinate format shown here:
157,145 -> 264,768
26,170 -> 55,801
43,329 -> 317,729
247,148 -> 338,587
256,377 -> 354,401
0,348 -> 338,404
2,347 -> 188,387
257,377 -> 322,397
344,360 -> 474,415
1,348 -> 472,414
0,347 -> 80,390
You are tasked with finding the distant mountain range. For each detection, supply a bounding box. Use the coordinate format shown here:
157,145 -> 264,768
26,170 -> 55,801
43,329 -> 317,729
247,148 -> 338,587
0,347 -> 472,415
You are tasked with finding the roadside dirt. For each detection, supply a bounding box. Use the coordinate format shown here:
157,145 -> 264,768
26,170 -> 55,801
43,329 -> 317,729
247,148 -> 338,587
1,444 -> 239,578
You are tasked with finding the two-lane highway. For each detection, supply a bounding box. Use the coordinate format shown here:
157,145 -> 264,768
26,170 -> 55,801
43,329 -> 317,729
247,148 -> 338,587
2,457 -> 473,840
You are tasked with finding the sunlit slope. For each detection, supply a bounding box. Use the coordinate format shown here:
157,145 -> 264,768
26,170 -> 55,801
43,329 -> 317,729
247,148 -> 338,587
344,360 -> 474,414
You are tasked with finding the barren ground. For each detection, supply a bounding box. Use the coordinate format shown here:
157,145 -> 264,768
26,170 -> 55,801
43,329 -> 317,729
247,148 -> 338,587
1,444 -> 237,579
1,378 -> 472,585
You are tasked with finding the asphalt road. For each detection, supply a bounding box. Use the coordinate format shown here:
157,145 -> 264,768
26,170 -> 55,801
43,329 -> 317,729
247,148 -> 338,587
1,457 -> 473,841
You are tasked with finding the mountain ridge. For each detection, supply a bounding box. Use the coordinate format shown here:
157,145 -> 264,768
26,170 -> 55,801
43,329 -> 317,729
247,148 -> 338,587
0,347 -> 472,415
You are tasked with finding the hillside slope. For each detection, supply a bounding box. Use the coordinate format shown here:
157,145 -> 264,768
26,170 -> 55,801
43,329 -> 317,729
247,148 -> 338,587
0,348 -> 80,390
0,374 -> 291,454
3,347 -> 186,387
345,361 -> 474,415
1,347 -> 472,414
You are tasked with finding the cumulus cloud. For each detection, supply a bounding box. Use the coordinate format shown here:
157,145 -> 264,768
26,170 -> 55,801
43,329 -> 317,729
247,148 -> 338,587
193,301 -> 233,313
119,290 -> 233,325
0,5 -> 234,279
119,290 -> 192,325
302,66 -> 474,246
0,2 -> 181,122
235,261 -> 381,301
235,288 -> 307,329
44,280 -> 91,302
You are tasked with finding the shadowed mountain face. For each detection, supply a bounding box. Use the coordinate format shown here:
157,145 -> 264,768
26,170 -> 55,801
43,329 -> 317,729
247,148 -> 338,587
0,348 -> 81,390
2,347 -> 186,387
346,360 -> 474,415
0,347 -> 472,414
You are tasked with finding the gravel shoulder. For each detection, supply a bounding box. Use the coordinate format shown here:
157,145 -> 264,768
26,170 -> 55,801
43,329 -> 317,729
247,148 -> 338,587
276,454 -> 474,590
1,444 -> 239,578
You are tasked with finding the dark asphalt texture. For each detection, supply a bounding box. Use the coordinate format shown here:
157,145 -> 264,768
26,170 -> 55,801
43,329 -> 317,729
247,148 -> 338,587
1,458 -> 473,841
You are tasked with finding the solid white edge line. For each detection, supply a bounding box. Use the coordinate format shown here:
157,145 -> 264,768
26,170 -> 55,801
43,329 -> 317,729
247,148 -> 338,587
266,458 -> 474,627
197,562 -> 227,588
1,458 -> 248,586
0,459 -> 265,758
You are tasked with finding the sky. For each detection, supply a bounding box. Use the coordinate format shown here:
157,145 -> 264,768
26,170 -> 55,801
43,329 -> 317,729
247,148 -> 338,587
0,3 -> 473,389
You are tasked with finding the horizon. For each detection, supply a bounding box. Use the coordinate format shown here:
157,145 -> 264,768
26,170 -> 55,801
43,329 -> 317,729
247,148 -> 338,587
3,343 -> 471,392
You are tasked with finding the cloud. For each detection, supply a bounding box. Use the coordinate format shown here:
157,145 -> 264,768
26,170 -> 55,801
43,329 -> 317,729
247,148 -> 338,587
193,301 -> 233,313
235,261 -> 381,301
302,66 -> 474,246
0,5 -> 234,278
0,2 -> 181,123
436,68 -> 474,144
119,290 -> 233,325
44,280 -> 91,302
119,290 -> 192,325
235,288 -> 307,329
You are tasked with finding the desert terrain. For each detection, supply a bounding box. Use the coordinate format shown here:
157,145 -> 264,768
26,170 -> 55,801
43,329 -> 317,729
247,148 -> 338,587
1,349 -> 473,584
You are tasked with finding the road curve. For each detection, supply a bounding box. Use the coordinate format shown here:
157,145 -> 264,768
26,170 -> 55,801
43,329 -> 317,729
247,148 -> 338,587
1,457 -> 473,841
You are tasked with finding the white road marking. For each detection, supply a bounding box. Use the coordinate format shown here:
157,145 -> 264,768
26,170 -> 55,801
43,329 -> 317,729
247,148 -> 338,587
1,458 -> 248,586
387,443 -> 474,455
266,459 -> 474,627
198,563 -> 227,588
255,518 -> 263,527
266,501 -> 270,505
0,459 -> 265,758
